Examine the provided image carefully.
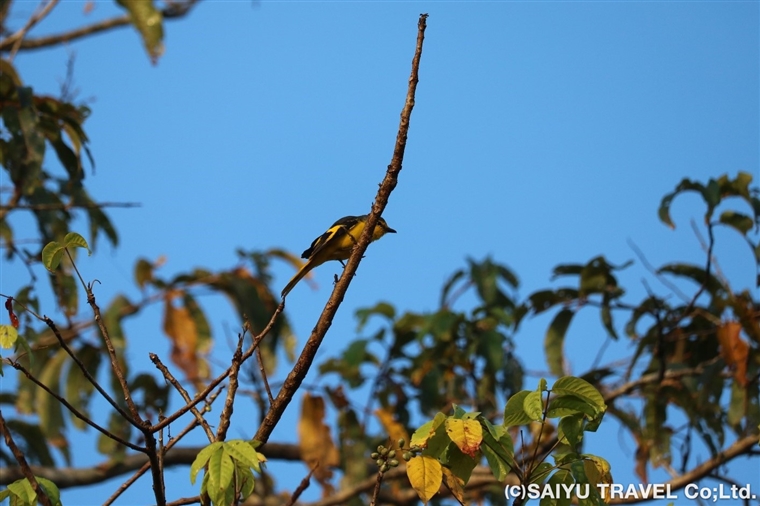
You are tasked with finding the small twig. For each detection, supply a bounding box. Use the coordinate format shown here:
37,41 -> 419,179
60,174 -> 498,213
103,388 -> 223,506
0,408 -> 52,506
41,314 -> 140,428
150,353 -> 215,442
215,332 -> 246,441
8,358 -> 144,452
0,1 -> 199,53
284,464 -> 317,506
69,250 -> 142,423
151,302 -> 284,433
627,238 -> 691,303
590,334 -> 612,371
256,345 -> 275,404
5,0 -> 60,61
0,201 -> 140,211
368,467 -> 385,506
165,497 -> 201,506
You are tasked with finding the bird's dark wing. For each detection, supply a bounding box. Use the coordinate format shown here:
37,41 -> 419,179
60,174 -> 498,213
301,215 -> 363,259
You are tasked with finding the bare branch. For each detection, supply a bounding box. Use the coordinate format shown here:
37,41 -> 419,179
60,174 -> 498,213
149,353 -> 215,442
254,13 -> 428,446
284,464 -> 317,506
151,302 -> 285,433
103,387 -> 224,506
7,358 -> 145,452
610,434 -> 758,504
5,0 -> 60,61
0,1 -> 201,53
0,201 -> 140,211
0,441 -> 300,488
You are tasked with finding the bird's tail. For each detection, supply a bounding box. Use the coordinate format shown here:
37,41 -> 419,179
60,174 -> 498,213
281,259 -> 316,298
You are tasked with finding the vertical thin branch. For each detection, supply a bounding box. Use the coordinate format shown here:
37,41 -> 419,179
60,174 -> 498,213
254,13 -> 428,445
0,408 -> 52,506
215,334 -> 245,441
256,346 -> 275,404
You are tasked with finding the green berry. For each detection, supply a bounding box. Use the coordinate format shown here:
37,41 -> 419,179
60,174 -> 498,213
388,450 -> 396,459
376,458 -> 384,468
389,459 -> 399,467
370,452 -> 379,459
403,452 -> 413,460
398,438 -> 406,448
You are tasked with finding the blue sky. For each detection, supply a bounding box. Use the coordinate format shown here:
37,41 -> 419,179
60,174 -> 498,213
2,1 -> 759,504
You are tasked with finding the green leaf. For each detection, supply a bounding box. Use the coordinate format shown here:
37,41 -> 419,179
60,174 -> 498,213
443,442 -> 478,483
355,301 -> 395,330
7,478 -> 35,504
116,0 -> 165,63
557,413 -> 584,448
134,258 -> 154,289
658,178 -> 704,229
523,390 -> 545,421
217,447 -> 235,492
547,395 -> 596,419
527,288 -> 579,315
36,477 -> 62,506
600,300 -> 617,340
545,309 -> 573,376
41,241 -> 64,271
190,442 -> 223,485
63,232 -> 90,253
503,390 -> 533,427
552,263 -> 584,278
225,440 -> 262,472
65,344 -> 101,429
718,210 -> 755,235
541,470 -> 574,506
440,269 -> 466,306
657,263 -> 725,296
480,426 -> 514,480
4,420 -> 54,466
36,349 -> 68,441
552,377 -> 606,415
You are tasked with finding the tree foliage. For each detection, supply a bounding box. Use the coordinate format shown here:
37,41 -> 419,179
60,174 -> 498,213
0,3 -> 758,506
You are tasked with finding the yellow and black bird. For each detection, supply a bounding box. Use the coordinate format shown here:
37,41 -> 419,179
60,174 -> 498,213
281,215 -> 396,298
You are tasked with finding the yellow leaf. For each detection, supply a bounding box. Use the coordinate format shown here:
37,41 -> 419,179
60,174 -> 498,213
445,418 -> 482,457
407,455 -> 442,504
375,408 -> 410,449
584,455 -> 613,503
441,466 -> 465,503
0,325 -> 18,349
298,394 -> 340,495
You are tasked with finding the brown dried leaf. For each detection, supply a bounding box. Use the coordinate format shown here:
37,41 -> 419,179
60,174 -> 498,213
162,291 -> 199,382
298,394 -> 340,496
375,408 -> 410,450
717,321 -> 749,387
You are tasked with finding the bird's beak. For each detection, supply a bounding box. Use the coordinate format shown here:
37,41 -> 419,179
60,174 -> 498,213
386,227 -> 397,234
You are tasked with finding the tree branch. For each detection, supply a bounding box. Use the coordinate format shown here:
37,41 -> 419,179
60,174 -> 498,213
5,0 -> 59,60
0,1 -> 201,53
254,13 -> 428,446
0,408 -> 52,506
0,442 -> 301,488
